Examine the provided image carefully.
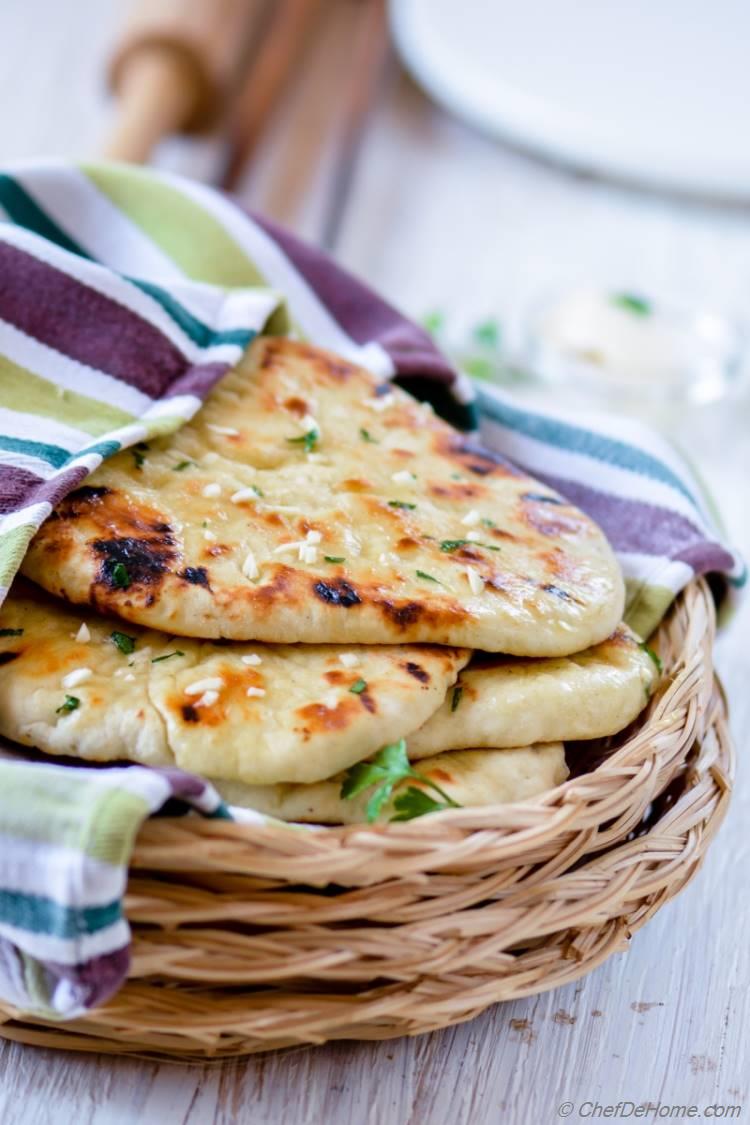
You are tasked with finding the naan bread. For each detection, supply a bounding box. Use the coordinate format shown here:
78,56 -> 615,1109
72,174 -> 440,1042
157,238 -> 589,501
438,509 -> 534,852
23,338 -> 623,655
407,625 -> 656,759
0,586 -> 467,784
216,743 -> 568,823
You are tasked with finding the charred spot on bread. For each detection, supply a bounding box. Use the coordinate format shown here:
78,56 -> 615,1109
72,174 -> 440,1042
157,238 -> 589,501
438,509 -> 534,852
181,704 -> 199,723
403,661 -> 429,684
179,566 -> 210,588
313,579 -> 362,608
92,536 -> 176,589
0,651 -> 19,665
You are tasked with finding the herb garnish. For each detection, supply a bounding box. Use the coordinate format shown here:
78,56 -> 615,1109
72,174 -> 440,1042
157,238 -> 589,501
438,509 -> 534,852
359,428 -> 378,443
612,293 -> 651,317
132,442 -> 149,470
340,739 -> 461,823
286,428 -> 319,453
388,500 -> 416,510
639,642 -> 663,676
110,631 -> 136,655
172,460 -> 194,471
481,518 -> 495,528
451,685 -> 463,712
349,678 -> 367,694
111,563 -> 131,589
0,628 -> 23,637
440,538 -> 499,553
324,556 -> 346,563
56,695 -> 80,715
416,570 -> 439,583
152,651 -> 184,664
251,484 -> 264,497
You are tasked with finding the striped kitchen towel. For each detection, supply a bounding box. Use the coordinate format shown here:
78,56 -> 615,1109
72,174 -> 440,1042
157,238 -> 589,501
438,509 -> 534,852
0,158 -> 743,1020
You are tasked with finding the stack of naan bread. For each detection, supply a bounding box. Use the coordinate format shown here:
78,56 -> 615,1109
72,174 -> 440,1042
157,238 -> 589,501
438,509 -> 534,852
0,338 -> 657,823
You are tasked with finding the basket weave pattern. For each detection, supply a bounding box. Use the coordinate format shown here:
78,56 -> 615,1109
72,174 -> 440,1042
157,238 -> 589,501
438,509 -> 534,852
0,579 -> 733,1059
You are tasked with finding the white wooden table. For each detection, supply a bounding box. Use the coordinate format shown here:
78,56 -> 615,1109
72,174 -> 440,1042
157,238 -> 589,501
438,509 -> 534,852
0,3 -> 747,1122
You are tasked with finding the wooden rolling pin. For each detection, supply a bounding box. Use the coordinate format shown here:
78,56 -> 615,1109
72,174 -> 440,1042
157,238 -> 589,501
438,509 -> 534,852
104,0 -> 259,164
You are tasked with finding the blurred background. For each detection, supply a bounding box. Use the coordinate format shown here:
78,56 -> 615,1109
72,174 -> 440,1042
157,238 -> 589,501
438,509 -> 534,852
0,0 -> 747,515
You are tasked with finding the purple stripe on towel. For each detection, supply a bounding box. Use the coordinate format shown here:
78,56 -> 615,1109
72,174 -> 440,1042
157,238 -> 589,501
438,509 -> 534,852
0,241 -> 186,397
251,212 -> 456,382
44,945 -> 130,1011
0,462 -> 90,515
539,472 -> 737,574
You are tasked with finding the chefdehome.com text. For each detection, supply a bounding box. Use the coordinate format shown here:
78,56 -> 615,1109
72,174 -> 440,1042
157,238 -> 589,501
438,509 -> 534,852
557,1103 -> 742,1119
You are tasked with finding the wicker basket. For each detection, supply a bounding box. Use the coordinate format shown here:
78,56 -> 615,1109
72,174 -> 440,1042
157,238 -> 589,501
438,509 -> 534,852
0,578 -> 733,1060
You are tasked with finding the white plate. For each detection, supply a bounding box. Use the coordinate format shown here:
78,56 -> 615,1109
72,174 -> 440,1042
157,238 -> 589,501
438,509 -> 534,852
390,0 -> 750,198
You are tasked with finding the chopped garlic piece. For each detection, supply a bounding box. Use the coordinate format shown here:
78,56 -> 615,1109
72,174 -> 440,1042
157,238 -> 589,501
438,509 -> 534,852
62,667 -> 92,689
184,676 -> 224,696
306,530 -> 322,544
207,424 -> 240,436
203,451 -> 219,465
241,653 -> 262,666
300,414 -> 319,433
75,623 -> 90,643
338,652 -> 360,668
123,673 -> 135,682
466,530 -> 482,542
202,482 -> 221,498
465,566 -> 485,595
379,551 -> 400,566
231,487 -> 260,503
246,686 -> 266,699
343,529 -> 361,556
321,690 -> 339,710
364,393 -> 395,412
196,690 -> 219,708
299,543 -> 318,564
273,541 -> 302,555
391,470 -> 416,485
242,551 -> 259,580
461,509 -> 481,526
203,528 -> 216,542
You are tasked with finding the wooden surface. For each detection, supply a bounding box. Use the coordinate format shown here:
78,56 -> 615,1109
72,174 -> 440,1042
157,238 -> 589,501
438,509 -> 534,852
0,2 -> 748,1122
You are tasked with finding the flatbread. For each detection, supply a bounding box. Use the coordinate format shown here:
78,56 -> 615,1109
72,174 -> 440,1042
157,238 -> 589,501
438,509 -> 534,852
216,743 -> 569,823
23,337 -> 624,655
407,625 -> 656,759
0,585 -> 468,784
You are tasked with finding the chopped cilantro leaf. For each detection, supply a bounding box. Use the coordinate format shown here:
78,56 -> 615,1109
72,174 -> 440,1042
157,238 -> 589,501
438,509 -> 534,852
416,570 -> 439,583
359,428 -> 378,443
0,628 -> 23,637
251,484 -> 264,497
451,685 -> 463,712
472,318 -> 501,348
440,539 -> 470,552
56,695 -> 80,715
611,292 -> 651,316
391,788 -> 454,821
110,631 -> 136,655
349,678 -> 367,694
152,651 -> 184,664
172,460 -> 194,471
132,442 -> 149,470
286,428 -> 319,453
111,563 -> 131,589
481,518 -> 495,528
324,556 -> 346,563
388,500 -> 416,510
340,739 -> 461,823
